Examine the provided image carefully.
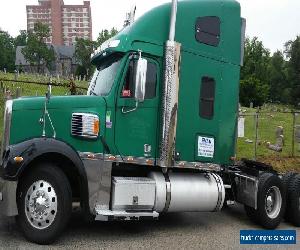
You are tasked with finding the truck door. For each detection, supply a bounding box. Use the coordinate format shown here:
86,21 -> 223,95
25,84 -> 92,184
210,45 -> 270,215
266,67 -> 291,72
115,56 -> 159,161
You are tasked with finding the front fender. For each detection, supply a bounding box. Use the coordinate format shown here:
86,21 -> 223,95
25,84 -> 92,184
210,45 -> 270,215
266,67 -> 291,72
0,138 -> 91,217
1,137 -> 85,181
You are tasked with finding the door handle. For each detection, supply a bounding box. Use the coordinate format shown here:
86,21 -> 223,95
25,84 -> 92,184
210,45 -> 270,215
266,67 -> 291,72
121,102 -> 138,114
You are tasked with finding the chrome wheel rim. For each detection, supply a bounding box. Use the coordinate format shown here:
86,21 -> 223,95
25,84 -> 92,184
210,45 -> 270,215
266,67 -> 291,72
25,180 -> 57,229
265,186 -> 282,219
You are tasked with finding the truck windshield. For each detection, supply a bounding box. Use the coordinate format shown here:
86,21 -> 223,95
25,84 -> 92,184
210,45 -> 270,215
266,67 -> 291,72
87,54 -> 123,96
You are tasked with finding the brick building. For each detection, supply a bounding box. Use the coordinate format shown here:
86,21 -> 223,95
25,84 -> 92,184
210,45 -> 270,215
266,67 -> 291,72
26,0 -> 92,46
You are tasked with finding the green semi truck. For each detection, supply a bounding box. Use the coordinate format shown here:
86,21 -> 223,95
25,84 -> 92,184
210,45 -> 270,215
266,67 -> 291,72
1,0 -> 300,244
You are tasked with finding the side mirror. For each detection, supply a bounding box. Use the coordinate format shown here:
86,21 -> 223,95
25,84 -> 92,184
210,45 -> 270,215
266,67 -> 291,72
134,57 -> 147,103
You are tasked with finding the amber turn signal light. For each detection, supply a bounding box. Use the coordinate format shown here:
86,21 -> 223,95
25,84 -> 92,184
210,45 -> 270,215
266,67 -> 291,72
14,156 -> 24,163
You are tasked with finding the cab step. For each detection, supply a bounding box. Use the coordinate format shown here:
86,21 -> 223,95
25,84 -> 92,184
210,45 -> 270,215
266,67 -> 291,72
95,206 -> 159,221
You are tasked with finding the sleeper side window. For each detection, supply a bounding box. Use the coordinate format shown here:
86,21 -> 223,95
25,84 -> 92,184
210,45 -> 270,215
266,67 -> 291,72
200,76 -> 215,119
195,16 -> 220,47
121,59 -> 157,99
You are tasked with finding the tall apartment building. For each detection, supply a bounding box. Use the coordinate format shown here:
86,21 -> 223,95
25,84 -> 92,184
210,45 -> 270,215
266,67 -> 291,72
26,0 -> 92,46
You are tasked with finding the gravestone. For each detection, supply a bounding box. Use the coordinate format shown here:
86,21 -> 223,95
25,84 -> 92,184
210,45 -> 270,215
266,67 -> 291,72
266,126 -> 284,152
238,117 -> 245,138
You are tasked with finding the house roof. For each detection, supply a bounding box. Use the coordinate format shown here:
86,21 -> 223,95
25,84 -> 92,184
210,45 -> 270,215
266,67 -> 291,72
15,45 -> 77,66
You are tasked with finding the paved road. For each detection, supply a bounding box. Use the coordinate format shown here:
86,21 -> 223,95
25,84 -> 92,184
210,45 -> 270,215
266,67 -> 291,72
0,204 -> 299,250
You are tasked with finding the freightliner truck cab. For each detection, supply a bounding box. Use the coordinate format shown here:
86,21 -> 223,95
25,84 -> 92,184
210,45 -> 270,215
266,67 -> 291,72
1,0 -> 299,244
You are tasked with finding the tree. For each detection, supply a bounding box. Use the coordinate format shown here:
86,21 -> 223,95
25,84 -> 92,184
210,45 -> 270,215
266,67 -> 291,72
241,37 -> 271,84
14,30 -> 28,47
240,37 -> 271,106
240,77 -> 269,107
268,51 -> 288,103
22,22 -> 55,73
284,36 -> 300,106
0,30 -> 15,71
96,28 -> 118,47
74,38 -> 96,78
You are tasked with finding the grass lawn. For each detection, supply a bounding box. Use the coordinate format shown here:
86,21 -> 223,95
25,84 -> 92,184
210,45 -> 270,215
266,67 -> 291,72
0,73 -> 299,173
238,107 -> 300,172
0,72 -> 89,136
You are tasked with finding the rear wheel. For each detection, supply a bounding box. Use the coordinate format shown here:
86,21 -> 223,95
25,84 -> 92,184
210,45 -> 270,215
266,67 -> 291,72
244,173 -> 285,229
285,174 -> 300,226
17,163 -> 72,244
282,172 -> 296,193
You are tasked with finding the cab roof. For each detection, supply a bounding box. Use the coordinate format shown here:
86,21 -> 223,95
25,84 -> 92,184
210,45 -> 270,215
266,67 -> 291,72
93,0 -> 241,65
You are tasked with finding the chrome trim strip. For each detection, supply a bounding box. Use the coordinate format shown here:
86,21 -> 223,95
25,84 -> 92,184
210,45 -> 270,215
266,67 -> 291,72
174,161 -> 222,172
1,100 -> 13,160
78,152 -> 221,171
211,173 -> 223,211
163,174 -> 171,213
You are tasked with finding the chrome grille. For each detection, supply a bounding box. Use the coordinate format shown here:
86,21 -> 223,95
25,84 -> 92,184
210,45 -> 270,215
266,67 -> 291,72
71,114 -> 83,136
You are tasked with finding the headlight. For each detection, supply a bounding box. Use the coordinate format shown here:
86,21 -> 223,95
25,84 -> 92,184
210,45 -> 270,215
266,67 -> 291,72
71,113 -> 99,139
1,100 -> 13,158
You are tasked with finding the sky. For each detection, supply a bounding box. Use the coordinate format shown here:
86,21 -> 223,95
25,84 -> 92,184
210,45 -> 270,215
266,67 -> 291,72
0,0 -> 299,53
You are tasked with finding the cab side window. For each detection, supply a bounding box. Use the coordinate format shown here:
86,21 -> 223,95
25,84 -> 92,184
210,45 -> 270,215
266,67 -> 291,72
199,76 -> 215,119
195,16 -> 220,47
121,59 -> 157,99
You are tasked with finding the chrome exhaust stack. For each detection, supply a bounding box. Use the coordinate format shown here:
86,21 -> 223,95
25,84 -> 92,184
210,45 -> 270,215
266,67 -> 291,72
159,0 -> 181,168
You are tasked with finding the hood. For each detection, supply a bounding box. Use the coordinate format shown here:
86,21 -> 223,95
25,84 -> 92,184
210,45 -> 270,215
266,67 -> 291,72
12,95 -> 106,111
9,95 -> 107,154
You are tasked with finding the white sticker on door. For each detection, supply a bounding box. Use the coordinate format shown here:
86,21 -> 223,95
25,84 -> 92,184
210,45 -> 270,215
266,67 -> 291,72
198,136 -> 215,158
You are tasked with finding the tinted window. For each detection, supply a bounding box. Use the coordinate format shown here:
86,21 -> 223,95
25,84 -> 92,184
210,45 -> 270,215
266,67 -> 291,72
121,60 -> 157,99
195,16 -> 220,47
200,77 -> 215,119
88,54 -> 123,96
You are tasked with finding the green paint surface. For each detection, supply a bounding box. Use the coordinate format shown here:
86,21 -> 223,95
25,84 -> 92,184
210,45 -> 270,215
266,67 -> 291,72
11,96 -> 106,153
9,0 -> 242,166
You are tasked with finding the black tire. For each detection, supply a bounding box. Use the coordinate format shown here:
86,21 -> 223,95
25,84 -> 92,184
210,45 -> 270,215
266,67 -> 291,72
285,174 -> 300,226
282,172 -> 297,221
244,173 -> 285,229
16,163 -> 72,244
282,172 -> 296,193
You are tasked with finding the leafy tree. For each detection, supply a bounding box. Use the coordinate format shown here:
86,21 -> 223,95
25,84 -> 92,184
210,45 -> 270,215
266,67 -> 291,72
14,30 -> 28,47
0,30 -> 15,71
74,38 -> 96,78
241,37 -> 271,84
240,77 -> 269,107
240,37 -> 271,106
284,36 -> 300,106
96,28 -> 118,47
268,51 -> 288,103
22,22 -> 55,73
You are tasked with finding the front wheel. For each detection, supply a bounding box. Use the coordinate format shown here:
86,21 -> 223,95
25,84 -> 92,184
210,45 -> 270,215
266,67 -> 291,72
244,173 -> 285,229
17,163 -> 72,244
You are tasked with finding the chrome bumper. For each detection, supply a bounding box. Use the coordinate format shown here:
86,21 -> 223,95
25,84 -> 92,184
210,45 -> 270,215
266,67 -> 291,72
0,178 -> 18,216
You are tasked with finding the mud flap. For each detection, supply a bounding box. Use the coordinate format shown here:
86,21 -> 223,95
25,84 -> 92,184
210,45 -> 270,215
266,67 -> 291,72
235,173 -> 258,209
0,179 -> 18,216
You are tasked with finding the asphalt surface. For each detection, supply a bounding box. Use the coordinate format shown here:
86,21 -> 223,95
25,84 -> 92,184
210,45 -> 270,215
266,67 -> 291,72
0,204 -> 299,250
